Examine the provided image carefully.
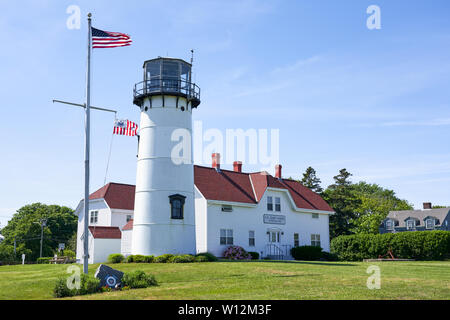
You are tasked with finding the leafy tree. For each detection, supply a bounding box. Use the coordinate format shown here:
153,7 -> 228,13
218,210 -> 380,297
0,203 -> 76,261
322,169 -> 360,239
350,182 -> 413,234
300,167 -> 323,193
66,232 -> 78,252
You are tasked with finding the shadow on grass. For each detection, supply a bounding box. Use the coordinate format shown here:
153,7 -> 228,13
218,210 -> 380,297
218,259 -> 356,267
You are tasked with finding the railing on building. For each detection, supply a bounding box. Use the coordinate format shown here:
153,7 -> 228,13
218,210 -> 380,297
264,244 -> 293,260
133,78 -> 201,107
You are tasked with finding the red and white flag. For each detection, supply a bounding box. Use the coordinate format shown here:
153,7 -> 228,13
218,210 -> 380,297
113,119 -> 138,136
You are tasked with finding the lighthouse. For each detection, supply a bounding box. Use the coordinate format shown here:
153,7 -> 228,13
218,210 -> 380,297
131,57 -> 201,256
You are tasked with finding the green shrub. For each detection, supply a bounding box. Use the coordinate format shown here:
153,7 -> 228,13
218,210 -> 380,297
107,253 -> 125,264
37,257 -> 52,264
248,252 -> 260,260
195,252 -> 218,262
194,255 -> 209,262
126,255 -> 135,263
331,231 -> 450,261
170,254 -> 195,263
122,270 -> 158,289
291,246 -> 323,261
78,274 -> 101,295
63,250 -> 76,258
321,251 -> 339,261
144,255 -> 155,263
53,278 -> 75,298
53,273 -> 100,298
133,255 -> 146,263
154,254 -> 174,263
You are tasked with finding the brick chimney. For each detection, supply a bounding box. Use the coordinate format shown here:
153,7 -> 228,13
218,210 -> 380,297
423,202 -> 432,210
275,164 -> 282,179
233,161 -> 242,173
212,153 -> 221,171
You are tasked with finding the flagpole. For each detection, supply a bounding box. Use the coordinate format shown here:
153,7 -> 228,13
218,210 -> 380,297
83,12 -> 92,275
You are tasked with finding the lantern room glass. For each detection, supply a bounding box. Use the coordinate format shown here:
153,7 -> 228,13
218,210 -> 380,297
144,59 -> 192,94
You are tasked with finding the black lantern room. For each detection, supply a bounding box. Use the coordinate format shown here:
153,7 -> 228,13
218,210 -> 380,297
133,57 -> 201,108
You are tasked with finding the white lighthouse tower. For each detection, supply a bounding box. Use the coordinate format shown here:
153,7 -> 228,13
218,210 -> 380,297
131,57 -> 201,256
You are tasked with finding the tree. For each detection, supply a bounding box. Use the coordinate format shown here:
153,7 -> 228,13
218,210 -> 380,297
322,169 -> 360,239
0,203 -> 76,261
300,167 -> 323,193
350,182 -> 413,234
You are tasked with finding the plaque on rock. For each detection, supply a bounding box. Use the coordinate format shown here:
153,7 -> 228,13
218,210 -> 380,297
94,264 -> 124,289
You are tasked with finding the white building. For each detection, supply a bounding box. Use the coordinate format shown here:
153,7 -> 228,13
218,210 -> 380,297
75,159 -> 334,262
75,56 -> 334,263
74,183 -> 135,263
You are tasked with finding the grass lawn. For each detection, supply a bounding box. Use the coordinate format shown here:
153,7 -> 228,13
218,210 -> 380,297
0,260 -> 449,300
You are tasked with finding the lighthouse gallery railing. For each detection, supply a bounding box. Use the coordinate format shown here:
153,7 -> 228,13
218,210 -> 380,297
133,78 -> 201,101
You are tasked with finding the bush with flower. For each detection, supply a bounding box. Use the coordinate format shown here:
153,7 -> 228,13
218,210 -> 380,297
223,246 -> 252,260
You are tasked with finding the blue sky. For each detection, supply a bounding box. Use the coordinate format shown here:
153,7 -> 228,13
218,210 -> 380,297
1,0 -> 450,227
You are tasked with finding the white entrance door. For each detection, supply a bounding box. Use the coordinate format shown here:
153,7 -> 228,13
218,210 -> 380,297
268,230 -> 281,243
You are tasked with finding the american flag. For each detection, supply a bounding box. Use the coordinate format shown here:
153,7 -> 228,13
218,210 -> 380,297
113,119 -> 138,136
91,27 -> 132,49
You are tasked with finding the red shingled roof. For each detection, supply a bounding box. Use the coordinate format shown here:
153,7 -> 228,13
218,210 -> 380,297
194,166 -> 257,204
89,183 -> 135,210
122,219 -> 133,231
88,166 -> 333,213
194,165 -> 333,212
88,226 -> 121,239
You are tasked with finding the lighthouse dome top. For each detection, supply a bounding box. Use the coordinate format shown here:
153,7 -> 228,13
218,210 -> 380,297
133,56 -> 201,108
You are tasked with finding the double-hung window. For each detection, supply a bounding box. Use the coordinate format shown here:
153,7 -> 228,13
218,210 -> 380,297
220,229 -> 233,245
267,197 -> 273,211
275,197 -> 281,212
311,234 -> 321,247
249,231 -> 255,247
294,233 -> 300,247
385,219 -> 393,230
90,211 -> 98,224
406,220 -> 416,231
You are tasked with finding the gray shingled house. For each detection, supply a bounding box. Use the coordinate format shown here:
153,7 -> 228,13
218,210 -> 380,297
380,203 -> 450,234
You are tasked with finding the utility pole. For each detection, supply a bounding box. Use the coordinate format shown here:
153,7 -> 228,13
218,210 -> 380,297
34,219 -> 47,258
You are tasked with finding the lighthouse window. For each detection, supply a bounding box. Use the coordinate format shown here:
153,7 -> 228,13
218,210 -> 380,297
162,60 -> 180,92
169,194 -> 186,220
